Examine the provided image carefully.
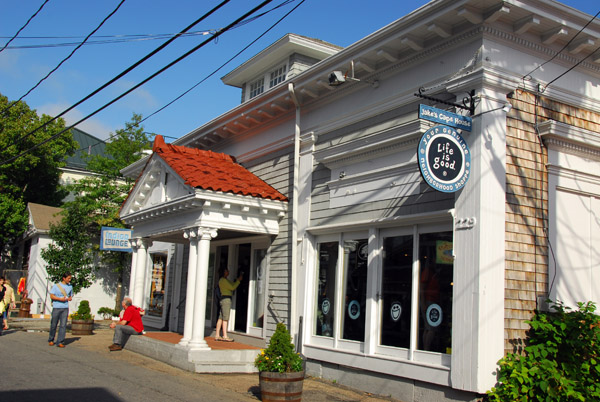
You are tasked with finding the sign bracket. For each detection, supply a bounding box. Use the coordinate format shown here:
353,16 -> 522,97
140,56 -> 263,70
414,88 -> 475,116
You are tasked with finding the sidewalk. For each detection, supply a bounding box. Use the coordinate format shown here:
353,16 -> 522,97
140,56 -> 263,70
7,318 -> 399,402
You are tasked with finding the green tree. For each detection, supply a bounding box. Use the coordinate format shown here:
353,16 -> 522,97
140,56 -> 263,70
40,206 -> 95,294
0,93 -> 77,256
57,113 -> 152,302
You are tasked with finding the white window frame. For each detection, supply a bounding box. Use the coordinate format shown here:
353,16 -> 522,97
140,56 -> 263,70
245,62 -> 289,101
307,222 -> 453,367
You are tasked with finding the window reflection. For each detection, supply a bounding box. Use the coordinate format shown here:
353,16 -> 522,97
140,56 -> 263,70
418,232 -> 453,354
342,239 -> 368,342
315,242 -> 337,337
380,235 -> 413,348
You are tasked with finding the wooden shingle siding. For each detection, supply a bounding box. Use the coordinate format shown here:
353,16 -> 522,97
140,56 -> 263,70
504,89 -> 600,353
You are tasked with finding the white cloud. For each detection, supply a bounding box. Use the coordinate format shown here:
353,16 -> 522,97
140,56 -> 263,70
112,80 -> 159,109
36,103 -> 114,140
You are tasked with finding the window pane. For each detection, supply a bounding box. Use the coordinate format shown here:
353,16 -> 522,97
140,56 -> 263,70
250,78 -> 264,99
315,242 -> 337,337
269,65 -> 287,87
342,239 -> 368,342
148,252 -> 167,317
380,235 -> 413,348
418,232 -> 453,354
251,249 -> 267,328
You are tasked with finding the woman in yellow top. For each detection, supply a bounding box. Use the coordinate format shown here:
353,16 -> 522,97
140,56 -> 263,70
215,267 -> 243,342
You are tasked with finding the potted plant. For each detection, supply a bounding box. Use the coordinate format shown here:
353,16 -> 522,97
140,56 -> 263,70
71,300 -> 94,335
254,322 -> 304,401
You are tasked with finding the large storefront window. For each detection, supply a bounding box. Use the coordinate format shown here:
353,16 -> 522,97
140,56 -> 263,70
418,232 -> 453,354
148,252 -> 167,317
315,242 -> 338,337
312,226 -> 453,358
342,239 -> 368,342
380,234 -> 413,348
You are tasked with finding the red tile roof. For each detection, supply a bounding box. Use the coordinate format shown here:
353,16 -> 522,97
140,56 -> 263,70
152,135 -> 288,202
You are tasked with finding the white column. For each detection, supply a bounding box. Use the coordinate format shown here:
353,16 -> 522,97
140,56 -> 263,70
189,227 -> 218,350
179,228 -> 199,347
128,238 -> 140,301
133,239 -> 152,308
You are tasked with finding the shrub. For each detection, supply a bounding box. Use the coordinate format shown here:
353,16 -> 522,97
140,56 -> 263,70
71,300 -> 93,320
97,306 -> 120,319
487,301 -> 600,401
255,322 -> 303,373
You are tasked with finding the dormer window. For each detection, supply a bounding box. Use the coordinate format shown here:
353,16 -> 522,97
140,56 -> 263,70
249,77 -> 264,99
269,64 -> 287,87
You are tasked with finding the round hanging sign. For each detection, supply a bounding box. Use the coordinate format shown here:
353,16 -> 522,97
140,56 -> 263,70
426,303 -> 443,327
348,300 -> 360,320
418,125 -> 471,193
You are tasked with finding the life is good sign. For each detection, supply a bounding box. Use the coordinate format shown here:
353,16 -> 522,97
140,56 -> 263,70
100,227 -> 132,252
418,125 -> 471,193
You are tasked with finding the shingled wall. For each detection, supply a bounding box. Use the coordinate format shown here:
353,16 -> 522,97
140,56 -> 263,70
504,88 -> 600,353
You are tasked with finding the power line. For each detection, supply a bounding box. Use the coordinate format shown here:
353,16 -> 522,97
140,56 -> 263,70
0,0 -> 232,153
2,0 -> 126,114
0,2 -> 294,50
522,9 -> 600,83
541,44 -> 600,92
0,0 -> 275,167
140,0 -> 301,125
55,0 -> 298,157
0,0 -> 50,54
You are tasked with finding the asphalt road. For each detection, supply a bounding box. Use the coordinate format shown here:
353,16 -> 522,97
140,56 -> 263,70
0,330 -> 257,402
0,328 -> 397,402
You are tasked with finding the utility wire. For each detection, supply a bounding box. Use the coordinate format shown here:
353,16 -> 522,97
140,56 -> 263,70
2,0 -> 126,115
541,44 -> 600,92
0,0 -> 274,167
55,0 -> 298,157
522,9 -> 600,83
139,0 -> 301,125
0,0 -> 50,54
1,1 -> 294,50
0,0 -> 231,153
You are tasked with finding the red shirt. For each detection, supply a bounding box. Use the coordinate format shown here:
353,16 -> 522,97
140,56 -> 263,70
122,305 -> 144,333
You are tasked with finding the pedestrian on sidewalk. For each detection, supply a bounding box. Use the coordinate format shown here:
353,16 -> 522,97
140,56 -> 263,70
109,297 -> 144,351
214,267 -> 243,342
0,278 -> 6,336
1,277 -> 16,330
48,272 -> 73,348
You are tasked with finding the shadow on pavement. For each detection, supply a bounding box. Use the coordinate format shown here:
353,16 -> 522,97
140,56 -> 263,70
0,388 -> 124,402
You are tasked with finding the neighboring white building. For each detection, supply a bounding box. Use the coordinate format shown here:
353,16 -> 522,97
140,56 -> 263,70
120,2 -> 600,401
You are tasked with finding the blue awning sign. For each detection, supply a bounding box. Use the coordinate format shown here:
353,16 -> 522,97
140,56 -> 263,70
100,227 -> 132,252
419,104 -> 472,132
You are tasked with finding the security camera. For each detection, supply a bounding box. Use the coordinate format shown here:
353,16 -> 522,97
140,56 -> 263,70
328,71 -> 346,86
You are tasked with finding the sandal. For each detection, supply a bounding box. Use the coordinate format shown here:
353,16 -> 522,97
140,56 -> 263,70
214,336 -> 223,341
221,337 -> 234,342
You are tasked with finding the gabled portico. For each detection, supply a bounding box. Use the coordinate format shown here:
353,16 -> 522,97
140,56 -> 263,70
120,136 -> 287,351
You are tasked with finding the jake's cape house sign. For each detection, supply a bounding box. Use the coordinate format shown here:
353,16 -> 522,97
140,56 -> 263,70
418,125 -> 471,193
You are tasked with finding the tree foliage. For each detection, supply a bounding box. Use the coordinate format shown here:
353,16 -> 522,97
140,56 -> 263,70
45,113 -> 151,298
0,93 -> 77,254
40,206 -> 95,294
487,301 -> 600,402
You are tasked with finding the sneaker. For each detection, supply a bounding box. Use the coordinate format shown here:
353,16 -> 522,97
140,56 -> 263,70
49,341 -> 55,346
57,344 -> 65,348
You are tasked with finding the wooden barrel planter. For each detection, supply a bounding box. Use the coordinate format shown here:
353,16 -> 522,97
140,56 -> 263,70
259,371 -> 304,402
71,319 -> 94,335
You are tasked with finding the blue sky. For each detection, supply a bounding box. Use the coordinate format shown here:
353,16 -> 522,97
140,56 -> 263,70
0,0 -> 597,141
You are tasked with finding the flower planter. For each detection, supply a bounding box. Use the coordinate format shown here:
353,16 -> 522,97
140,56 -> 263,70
71,319 -> 94,335
259,371 -> 304,402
